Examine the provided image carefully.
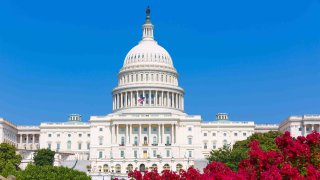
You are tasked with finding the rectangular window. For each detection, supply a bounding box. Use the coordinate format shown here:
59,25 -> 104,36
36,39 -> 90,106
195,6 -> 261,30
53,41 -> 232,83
79,134 -> 82,137
56,143 -> 60,150
243,133 -> 247,136
234,133 -> 238,136
121,151 -> 124,158
48,143 -> 51,150
134,151 -> 137,158
87,134 -> 90,137
153,128 -> 157,132
213,143 -> 216,149
87,143 -> 90,150
99,128 -> 103,131
57,134 -> 60,137
99,151 -> 103,159
204,133 -> 207,136
78,143 -> 82,150
212,133 -> 216,136
188,138 -> 192,145
204,143 -> 207,149
188,127 -> 192,131
134,128 -> 138,132
48,134 -> 52,137
153,150 -> 157,157
144,128 -> 147,132
299,127 -> 302,131
166,150 -> 170,157
166,128 -> 170,132
188,151 -> 192,158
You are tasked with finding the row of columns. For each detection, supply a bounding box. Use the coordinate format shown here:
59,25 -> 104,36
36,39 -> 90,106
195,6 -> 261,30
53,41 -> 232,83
111,124 -> 177,146
303,124 -> 320,135
18,134 -> 39,150
112,90 -> 184,111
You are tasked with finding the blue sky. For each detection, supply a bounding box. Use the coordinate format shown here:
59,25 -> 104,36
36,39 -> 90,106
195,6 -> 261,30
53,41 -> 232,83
0,0 -> 319,125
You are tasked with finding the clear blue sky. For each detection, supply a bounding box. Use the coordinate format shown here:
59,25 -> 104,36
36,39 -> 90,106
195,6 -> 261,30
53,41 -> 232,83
0,0 -> 319,125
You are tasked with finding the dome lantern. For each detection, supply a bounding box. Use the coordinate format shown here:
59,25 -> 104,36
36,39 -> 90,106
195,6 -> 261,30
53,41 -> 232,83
142,6 -> 154,40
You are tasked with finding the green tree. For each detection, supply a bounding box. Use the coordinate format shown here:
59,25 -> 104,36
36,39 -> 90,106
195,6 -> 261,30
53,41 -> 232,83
207,131 -> 282,170
15,164 -> 90,180
33,149 -> 55,166
0,143 -> 22,174
1,161 -> 17,177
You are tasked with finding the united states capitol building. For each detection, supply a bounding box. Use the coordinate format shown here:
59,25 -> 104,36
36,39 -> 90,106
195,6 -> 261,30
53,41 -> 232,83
0,7 -> 319,177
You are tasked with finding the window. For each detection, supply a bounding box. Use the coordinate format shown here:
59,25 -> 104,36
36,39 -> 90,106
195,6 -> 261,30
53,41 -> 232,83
56,143 -> 60,150
234,133 -> 238,136
134,136 -> 138,145
99,136 -> 103,145
67,141 -> 71,150
87,134 -> 90,137
99,128 -> 103,131
48,134 -> 52,137
213,142 -> 216,149
153,150 -> 157,157
188,127 -> 192,131
79,134 -> 82,137
166,136 -> 170,145
188,151 -> 192,158
68,134 -> 71,137
120,151 -> 124,158
48,143 -> 51,150
166,128 -> 170,132
204,143 -> 207,149
57,134 -> 60,137
166,150 -> 170,157
204,133 -> 207,136
153,128 -> 157,132
99,151 -> 103,159
212,133 -> 216,136
134,151 -> 138,158
299,127 -> 302,131
87,143 -> 90,150
143,128 -> 147,132
121,137 -> 125,145
78,143 -> 82,150
223,140 -> 228,146
153,136 -> 157,144
243,133 -> 247,136
188,138 -> 192,145
223,133 -> 227,137
134,128 -> 138,132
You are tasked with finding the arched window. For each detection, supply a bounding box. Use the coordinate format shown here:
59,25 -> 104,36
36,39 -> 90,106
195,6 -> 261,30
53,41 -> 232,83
67,140 -> 71,150
223,140 -> 228,147
152,164 -> 157,170
127,164 -> 133,172
103,164 -> 109,172
176,164 -> 183,172
115,164 -> 121,173
163,164 -> 170,170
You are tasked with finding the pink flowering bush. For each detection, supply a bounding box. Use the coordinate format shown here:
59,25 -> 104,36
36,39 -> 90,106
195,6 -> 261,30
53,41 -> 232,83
128,131 -> 320,179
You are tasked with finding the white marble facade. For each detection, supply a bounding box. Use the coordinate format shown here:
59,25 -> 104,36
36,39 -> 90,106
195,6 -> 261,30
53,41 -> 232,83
0,7 -> 318,176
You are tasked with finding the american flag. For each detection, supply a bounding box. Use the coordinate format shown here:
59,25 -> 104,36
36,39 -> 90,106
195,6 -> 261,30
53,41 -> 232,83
138,96 -> 145,104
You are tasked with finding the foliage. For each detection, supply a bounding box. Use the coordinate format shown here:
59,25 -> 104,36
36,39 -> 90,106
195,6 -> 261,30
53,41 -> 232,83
15,164 -> 90,180
128,131 -> 320,179
1,161 -> 17,177
33,148 -> 55,166
0,143 -> 22,175
207,131 -> 282,170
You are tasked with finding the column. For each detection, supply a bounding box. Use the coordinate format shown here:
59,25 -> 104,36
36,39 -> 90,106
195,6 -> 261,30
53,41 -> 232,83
158,124 -> 160,144
26,134 -> 29,144
130,124 -> 133,144
20,134 -> 22,144
111,124 -> 114,144
148,124 -> 151,145
312,124 -> 314,131
130,91 -> 133,107
161,91 -> 164,106
162,124 -> 164,144
171,124 -> 174,145
149,90 -> 152,105
155,91 -> 158,106
136,91 -> 139,106
182,96 -> 184,110
143,91 -> 145,106
304,124 -> 307,136
116,124 -> 119,144
139,124 -> 142,145
126,124 -> 129,144
32,134 -> 35,149
117,94 -> 119,109
166,92 -> 169,107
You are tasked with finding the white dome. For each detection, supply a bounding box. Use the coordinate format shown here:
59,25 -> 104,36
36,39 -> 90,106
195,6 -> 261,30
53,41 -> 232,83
123,40 -> 174,68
